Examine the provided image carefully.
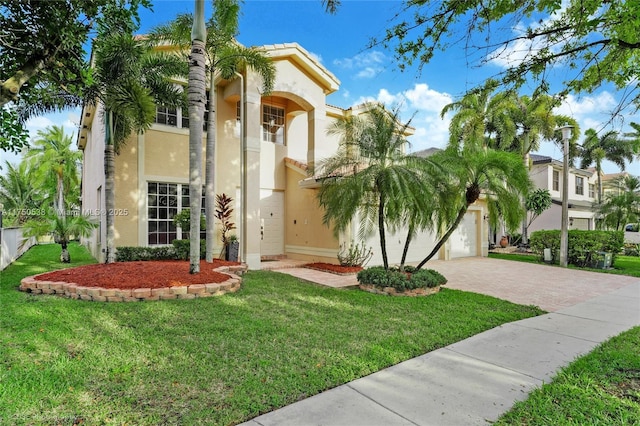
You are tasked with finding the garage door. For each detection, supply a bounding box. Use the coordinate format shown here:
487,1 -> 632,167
260,189 -> 284,256
570,218 -> 589,230
364,228 -> 439,266
450,211 -> 478,258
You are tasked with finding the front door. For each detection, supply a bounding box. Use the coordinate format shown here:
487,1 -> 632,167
260,189 -> 285,256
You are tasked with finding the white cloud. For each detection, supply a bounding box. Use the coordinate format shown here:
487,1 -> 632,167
351,83 -> 454,152
555,92 -> 617,117
334,51 -> 387,79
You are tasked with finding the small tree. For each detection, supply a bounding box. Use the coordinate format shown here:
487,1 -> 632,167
523,189 -> 552,244
22,212 -> 97,263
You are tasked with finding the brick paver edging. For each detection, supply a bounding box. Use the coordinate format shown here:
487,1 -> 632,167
18,265 -> 247,302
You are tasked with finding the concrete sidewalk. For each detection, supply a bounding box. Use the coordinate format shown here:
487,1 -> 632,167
242,259 -> 640,426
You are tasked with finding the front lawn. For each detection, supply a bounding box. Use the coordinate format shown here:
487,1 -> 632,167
1,243 -> 544,425
496,326 -> 640,425
489,252 -> 640,278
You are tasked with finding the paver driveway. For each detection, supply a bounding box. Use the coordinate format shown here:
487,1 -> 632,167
426,257 -> 638,311
270,257 -> 639,312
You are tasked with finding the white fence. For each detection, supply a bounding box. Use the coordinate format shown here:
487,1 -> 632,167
0,227 -> 36,270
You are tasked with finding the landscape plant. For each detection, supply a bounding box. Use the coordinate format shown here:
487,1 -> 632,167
215,193 -> 236,259
529,229 -> 625,267
21,212 -> 97,263
337,241 -> 373,267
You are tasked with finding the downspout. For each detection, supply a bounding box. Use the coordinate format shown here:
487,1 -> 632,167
234,71 -> 246,263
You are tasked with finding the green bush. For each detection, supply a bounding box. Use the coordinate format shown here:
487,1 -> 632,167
623,243 -> 639,257
172,239 -> 206,260
357,266 -> 447,291
116,246 -> 177,262
529,230 -> 624,267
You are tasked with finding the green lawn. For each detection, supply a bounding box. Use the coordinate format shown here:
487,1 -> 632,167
496,326 -> 640,425
0,243 -> 544,425
489,252 -> 640,278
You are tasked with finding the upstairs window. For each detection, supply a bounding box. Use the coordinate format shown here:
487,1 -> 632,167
589,183 -> 595,198
575,176 -> 584,195
262,104 -> 285,144
155,105 -> 178,126
552,170 -> 559,191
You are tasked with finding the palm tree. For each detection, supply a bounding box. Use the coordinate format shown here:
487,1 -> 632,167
22,212 -> 97,263
597,175 -> 640,231
580,128 -> 636,204
414,147 -> 531,270
316,103 -> 430,270
0,160 -> 42,225
25,125 -> 81,216
89,24 -> 186,263
186,0 -> 207,274
441,81 -> 517,150
150,0 -> 275,263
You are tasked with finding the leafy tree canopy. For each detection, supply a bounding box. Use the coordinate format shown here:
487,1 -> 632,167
0,0 -> 151,151
376,0 -> 640,111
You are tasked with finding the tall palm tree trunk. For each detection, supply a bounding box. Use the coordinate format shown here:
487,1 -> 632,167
188,0 -> 207,274
205,71 -> 216,262
104,111 -> 116,263
56,175 -> 65,217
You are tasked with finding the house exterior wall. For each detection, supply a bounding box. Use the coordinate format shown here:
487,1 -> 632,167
528,160 -> 598,234
78,42 -> 487,268
284,166 -> 339,263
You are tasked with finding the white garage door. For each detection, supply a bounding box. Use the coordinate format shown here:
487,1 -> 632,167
364,228 -> 439,267
260,189 -> 284,256
450,211 -> 478,258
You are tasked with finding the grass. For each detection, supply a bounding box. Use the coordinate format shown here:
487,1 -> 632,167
489,252 -> 640,278
0,243 -> 544,425
496,326 -> 640,425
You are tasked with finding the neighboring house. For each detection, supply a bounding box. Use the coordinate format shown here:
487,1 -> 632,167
78,42 -> 487,269
527,154 -> 598,233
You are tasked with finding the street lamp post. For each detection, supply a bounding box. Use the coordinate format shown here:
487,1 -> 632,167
559,125 -> 573,268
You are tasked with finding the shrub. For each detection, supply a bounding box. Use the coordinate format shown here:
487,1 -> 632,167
337,241 -> 373,267
116,246 -> 177,262
172,239 -> 206,260
529,229 -> 624,267
172,208 -> 206,231
624,243 -> 639,257
357,266 -> 447,291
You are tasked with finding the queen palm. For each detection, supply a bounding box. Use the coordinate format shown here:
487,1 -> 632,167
151,0 -> 275,263
89,25 -> 186,263
25,125 -> 81,216
580,128 -> 636,204
316,103 -> 429,270
414,147 -> 531,270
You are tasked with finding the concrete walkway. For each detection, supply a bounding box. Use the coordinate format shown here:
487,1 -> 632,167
243,257 -> 640,426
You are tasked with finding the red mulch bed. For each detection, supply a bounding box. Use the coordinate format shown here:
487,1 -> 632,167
304,262 -> 363,275
35,260 -> 240,289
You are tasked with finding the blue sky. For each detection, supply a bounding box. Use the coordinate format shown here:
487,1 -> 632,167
4,0 -> 639,175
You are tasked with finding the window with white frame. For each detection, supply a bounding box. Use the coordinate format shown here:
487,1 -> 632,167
147,182 -> 205,245
179,92 -> 210,131
154,105 -> 178,127
575,176 -> 584,195
589,183 -> 595,198
262,104 -> 285,144
552,170 -> 559,191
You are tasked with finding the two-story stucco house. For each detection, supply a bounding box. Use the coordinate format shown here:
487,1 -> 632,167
78,42 -> 488,269
527,154 -> 598,232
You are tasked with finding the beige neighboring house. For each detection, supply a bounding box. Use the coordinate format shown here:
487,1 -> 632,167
78,42 -> 488,269
527,154 -> 598,232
